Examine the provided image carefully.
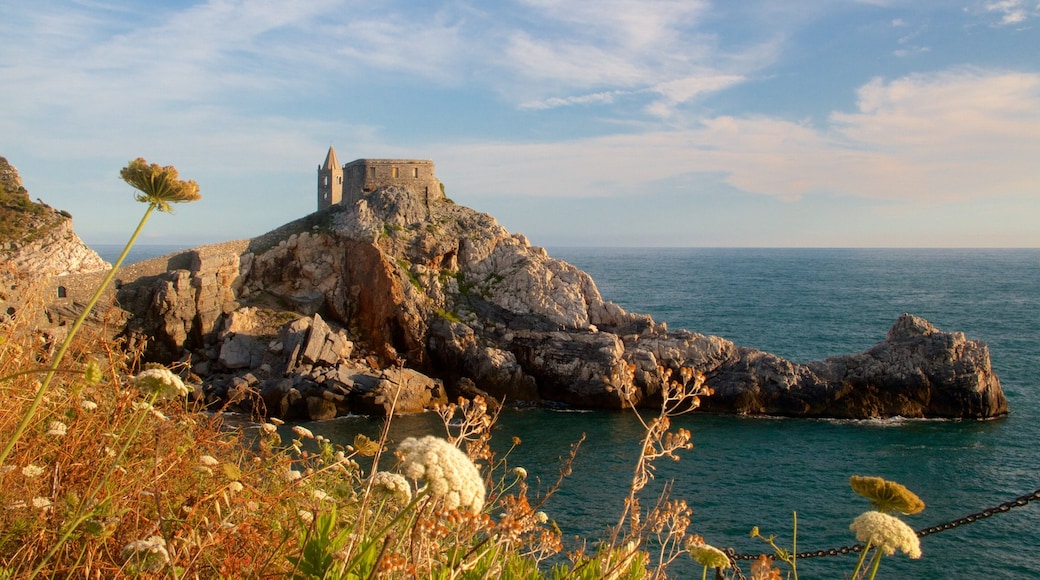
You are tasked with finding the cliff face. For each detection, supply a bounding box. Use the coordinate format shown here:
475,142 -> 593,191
50,184 -> 1008,420
0,157 -> 110,278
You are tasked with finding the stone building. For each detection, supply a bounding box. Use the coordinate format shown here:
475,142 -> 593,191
317,146 -> 442,210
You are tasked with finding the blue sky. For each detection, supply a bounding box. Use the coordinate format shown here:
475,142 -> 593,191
2,0 -> 1038,248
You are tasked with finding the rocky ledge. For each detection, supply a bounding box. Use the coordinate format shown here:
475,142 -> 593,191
0,157 -> 109,280
44,186 -> 1008,420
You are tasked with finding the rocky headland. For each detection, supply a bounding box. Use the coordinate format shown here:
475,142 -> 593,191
11,158 -> 1007,421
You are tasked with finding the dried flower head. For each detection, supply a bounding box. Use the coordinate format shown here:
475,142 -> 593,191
131,367 -> 190,400
397,435 -> 485,512
749,554 -> 783,580
199,455 -> 219,467
850,510 -> 922,558
353,433 -> 381,457
292,426 -> 314,439
688,541 -> 730,569
120,158 -> 200,213
850,475 -> 925,515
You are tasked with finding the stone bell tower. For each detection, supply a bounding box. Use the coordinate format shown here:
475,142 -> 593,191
317,146 -> 343,210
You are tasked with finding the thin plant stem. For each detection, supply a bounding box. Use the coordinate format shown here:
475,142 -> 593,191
0,202 -> 157,468
791,511 -> 798,580
867,549 -> 885,580
851,541 -> 873,579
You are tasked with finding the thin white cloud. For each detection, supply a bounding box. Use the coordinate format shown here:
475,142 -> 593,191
519,92 -> 620,111
438,69 -> 1040,205
981,0 -> 1031,24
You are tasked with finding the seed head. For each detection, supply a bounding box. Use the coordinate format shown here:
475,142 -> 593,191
121,158 -> 200,213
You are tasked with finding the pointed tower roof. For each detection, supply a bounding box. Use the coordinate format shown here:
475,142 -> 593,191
323,146 -> 340,170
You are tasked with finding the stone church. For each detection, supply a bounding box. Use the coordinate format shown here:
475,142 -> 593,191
317,146 -> 443,211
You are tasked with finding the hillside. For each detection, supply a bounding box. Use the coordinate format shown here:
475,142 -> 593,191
0,156 -> 109,277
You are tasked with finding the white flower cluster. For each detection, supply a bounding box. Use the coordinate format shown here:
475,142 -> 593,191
46,421 -> 68,437
121,535 -> 170,572
372,471 -> 413,505
132,368 -> 190,400
397,436 -> 485,512
850,511 -> 922,558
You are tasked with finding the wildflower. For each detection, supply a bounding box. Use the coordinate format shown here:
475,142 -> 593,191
749,554 -> 783,580
371,471 -> 412,505
22,464 -> 45,478
121,535 -> 170,572
199,455 -> 219,467
512,466 -> 528,479
292,425 -> 314,439
131,367 -> 190,400
260,423 -> 278,435
46,421 -> 67,437
83,360 -> 102,385
535,511 -> 549,524
397,435 -> 485,512
32,497 -> 52,510
281,469 -> 302,482
269,417 -> 285,425
120,158 -> 201,213
689,541 -> 730,569
312,489 -> 330,502
354,433 -> 381,456
849,511 -> 922,558
80,399 -> 98,411
228,481 -> 244,493
850,475 -> 925,515
298,510 -> 314,525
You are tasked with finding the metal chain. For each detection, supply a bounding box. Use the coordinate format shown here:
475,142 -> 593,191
725,487 -> 1040,564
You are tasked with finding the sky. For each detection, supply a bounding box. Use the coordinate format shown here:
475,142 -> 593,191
1,0 -> 1039,248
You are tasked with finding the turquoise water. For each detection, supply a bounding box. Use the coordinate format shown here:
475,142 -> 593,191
109,245 -> 1039,577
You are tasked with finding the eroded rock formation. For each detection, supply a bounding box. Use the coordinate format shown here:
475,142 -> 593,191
47,185 -> 1008,420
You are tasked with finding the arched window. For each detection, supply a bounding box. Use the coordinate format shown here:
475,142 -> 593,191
57,286 -> 67,298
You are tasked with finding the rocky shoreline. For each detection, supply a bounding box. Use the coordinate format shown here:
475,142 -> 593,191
33,184 -> 1007,421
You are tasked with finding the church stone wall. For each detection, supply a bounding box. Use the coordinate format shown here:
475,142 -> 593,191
342,159 -> 440,206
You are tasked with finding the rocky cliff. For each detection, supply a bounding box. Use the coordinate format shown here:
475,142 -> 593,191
0,157 -> 110,278
47,184 -> 1008,420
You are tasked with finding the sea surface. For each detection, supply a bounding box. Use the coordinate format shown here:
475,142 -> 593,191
98,245 -> 1040,578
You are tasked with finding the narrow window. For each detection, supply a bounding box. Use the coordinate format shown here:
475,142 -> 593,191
392,167 -> 399,178
413,167 -> 419,178
56,286 -> 67,299
369,167 -> 376,178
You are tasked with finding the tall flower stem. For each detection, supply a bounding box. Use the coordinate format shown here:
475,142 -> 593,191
851,541 -> 873,579
0,203 -> 157,468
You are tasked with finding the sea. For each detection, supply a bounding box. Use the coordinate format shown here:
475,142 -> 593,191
96,245 -> 1040,578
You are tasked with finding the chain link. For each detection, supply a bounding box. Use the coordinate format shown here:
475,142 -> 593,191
725,487 -> 1040,563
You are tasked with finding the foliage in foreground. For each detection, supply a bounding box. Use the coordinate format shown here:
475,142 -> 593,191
0,160 -> 926,579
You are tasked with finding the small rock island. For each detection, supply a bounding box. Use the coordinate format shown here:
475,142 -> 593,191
12,150 -> 1009,420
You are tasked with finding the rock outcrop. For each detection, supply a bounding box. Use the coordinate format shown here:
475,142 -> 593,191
0,157 -> 110,279
45,183 -> 1008,420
